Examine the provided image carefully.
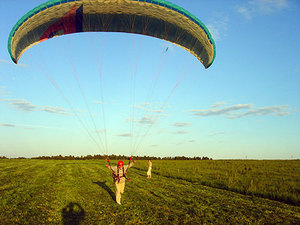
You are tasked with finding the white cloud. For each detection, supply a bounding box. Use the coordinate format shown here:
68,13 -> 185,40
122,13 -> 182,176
128,113 -> 167,125
133,102 -> 164,114
207,14 -> 229,41
0,59 -> 11,64
0,122 -> 60,130
190,104 -> 252,116
10,99 -> 36,112
211,102 -> 228,108
0,91 -> 9,95
174,130 -> 188,135
148,109 -> 163,113
236,0 -> 288,19
190,103 -> 289,119
1,98 -> 68,115
41,106 -> 68,115
0,86 -> 9,96
171,122 -> 191,127
0,123 -> 16,128
136,116 -> 157,125
250,0 -> 288,14
226,105 -> 290,119
236,6 -> 252,19
156,113 -> 168,117
116,133 -> 132,137
206,24 -> 221,41
0,59 -> 27,67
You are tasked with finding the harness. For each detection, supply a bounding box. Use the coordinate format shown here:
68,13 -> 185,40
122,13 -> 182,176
113,166 -> 128,183
107,157 -> 131,183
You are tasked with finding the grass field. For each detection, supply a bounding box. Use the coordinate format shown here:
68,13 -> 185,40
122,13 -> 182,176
141,160 -> 300,206
0,159 -> 299,224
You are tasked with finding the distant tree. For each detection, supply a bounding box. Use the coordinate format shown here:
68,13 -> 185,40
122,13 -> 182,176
29,154 -> 212,160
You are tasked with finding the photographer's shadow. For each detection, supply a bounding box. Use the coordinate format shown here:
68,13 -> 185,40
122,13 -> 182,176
93,180 -> 115,202
62,202 -> 85,225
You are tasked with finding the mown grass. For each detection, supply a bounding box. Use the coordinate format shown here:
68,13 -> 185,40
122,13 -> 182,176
136,160 -> 300,206
0,159 -> 299,224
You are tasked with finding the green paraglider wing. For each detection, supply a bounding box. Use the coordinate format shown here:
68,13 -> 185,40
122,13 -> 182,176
8,0 -> 216,68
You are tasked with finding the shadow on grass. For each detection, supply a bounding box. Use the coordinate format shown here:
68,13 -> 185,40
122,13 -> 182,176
62,202 -> 85,225
93,181 -> 115,202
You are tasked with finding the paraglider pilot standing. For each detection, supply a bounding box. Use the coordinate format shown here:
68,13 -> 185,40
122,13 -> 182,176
105,157 -> 136,205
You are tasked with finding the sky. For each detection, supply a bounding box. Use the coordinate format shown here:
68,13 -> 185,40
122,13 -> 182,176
0,0 -> 300,159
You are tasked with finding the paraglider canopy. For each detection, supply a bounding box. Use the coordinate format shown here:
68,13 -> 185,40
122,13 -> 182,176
8,0 -> 216,68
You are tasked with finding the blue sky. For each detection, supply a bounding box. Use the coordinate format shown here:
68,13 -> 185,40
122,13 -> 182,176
1,0 -> 299,159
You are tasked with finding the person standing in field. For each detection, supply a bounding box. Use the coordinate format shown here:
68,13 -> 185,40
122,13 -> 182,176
105,158 -> 136,205
147,160 -> 152,179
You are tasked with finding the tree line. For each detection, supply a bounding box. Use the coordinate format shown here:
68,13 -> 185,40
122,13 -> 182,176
25,154 -> 213,160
